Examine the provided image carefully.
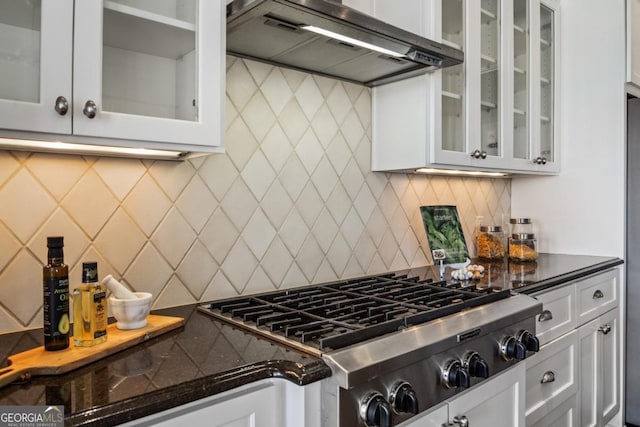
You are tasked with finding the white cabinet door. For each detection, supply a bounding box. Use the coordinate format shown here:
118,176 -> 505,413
525,330 -> 578,426
121,381 -> 283,427
73,0 -> 224,148
578,308 -> 619,427
0,0 -> 73,134
628,0 -> 640,86
447,363 -> 526,427
399,402 -> 448,427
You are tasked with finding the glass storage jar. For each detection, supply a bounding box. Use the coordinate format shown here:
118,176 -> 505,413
476,225 -> 506,260
509,218 -> 534,235
508,233 -> 538,262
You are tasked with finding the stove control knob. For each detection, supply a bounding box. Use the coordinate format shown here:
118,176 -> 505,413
442,360 -> 471,389
501,336 -> 527,361
361,392 -> 392,427
390,382 -> 419,415
517,329 -> 540,353
463,352 -> 490,379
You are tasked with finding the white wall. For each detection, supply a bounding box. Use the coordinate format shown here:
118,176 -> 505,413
511,0 -> 626,258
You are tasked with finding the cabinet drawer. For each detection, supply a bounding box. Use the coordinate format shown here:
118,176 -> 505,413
528,395 -> 576,427
575,269 -> 618,326
533,285 -> 576,345
525,330 -> 578,427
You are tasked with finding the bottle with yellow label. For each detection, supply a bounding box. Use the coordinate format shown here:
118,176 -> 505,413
43,236 -> 70,351
73,262 -> 108,346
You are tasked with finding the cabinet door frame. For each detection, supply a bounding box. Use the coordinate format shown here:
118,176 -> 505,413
447,363 -> 526,427
577,307 -> 619,427
72,0 -> 224,148
0,0 -> 73,134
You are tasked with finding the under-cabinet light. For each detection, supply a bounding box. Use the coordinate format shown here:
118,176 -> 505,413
0,138 -> 188,160
302,25 -> 406,58
416,168 -> 509,177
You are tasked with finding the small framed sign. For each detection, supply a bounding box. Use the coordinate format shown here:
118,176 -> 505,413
420,205 -> 470,265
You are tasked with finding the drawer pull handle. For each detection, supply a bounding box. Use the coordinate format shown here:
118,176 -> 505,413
538,310 -> 553,322
593,289 -> 604,299
452,415 -> 469,427
540,371 -> 555,384
599,324 -> 611,335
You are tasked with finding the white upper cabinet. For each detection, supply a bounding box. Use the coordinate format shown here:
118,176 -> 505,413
371,0 -> 559,174
0,1 -> 73,134
628,0 -> 640,87
0,0 -> 224,153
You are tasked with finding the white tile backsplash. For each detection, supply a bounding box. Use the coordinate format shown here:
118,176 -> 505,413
0,57 -> 511,333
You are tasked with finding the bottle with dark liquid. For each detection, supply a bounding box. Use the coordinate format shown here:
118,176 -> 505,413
43,236 -> 70,351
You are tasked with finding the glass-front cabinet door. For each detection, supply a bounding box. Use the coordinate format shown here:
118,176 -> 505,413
512,0 -> 530,163
432,0 -> 472,166
0,0 -> 73,134
479,0 -> 501,160
538,3 -> 556,169
73,0 -> 223,147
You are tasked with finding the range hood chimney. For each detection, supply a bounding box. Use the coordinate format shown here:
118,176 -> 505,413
226,0 -> 464,87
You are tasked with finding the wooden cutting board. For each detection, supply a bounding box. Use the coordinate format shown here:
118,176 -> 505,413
0,314 -> 184,389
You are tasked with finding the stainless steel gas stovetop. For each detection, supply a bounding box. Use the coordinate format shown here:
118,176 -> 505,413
198,272 -> 542,427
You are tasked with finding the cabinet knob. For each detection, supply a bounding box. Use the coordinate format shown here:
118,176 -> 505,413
538,310 -> 553,322
471,149 -> 482,159
593,289 -> 604,299
480,151 -> 487,159
452,415 -> 469,427
54,96 -> 69,116
540,371 -> 556,384
83,100 -> 97,119
599,324 -> 611,335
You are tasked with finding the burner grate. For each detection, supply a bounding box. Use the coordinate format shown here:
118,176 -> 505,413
199,273 -> 510,352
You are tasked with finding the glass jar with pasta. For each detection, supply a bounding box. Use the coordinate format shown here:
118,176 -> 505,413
509,233 -> 538,262
476,225 -> 506,260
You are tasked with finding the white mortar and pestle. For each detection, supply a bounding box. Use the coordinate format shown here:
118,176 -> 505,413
103,275 -> 152,330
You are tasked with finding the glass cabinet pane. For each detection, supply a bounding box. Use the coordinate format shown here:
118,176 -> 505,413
441,0 -> 465,152
513,0 -> 529,159
540,4 -> 554,163
481,0 -> 499,156
102,0 -> 198,121
0,0 -> 42,103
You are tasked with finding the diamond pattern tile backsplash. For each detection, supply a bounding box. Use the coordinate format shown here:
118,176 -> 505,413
0,57 -> 510,333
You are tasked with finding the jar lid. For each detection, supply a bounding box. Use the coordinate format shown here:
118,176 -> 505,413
511,233 -> 536,240
480,225 -> 503,232
510,218 -> 532,224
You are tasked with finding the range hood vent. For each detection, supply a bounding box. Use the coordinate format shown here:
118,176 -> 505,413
227,0 -> 464,87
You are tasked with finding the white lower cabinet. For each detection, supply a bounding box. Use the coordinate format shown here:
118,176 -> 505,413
525,330 -> 578,426
401,363 -> 526,427
578,307 -> 620,427
529,395 -> 576,427
118,379 -> 321,427
528,268 -> 621,427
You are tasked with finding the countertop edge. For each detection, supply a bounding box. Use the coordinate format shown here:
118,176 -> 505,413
67,359 -> 331,426
516,257 -> 624,295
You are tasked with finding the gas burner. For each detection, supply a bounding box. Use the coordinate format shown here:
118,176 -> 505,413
199,273 -> 510,353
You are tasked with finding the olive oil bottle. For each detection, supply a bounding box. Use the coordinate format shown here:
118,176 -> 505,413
73,262 -> 108,346
43,236 -> 70,351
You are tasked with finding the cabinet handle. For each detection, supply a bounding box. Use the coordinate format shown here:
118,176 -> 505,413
452,415 -> 469,427
471,149 -> 482,159
538,310 -> 553,322
533,156 -> 548,165
599,324 -> 611,335
540,371 -> 556,384
83,100 -> 97,119
593,289 -> 604,299
54,96 -> 69,116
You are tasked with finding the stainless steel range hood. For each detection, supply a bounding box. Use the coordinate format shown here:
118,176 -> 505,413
226,0 -> 464,87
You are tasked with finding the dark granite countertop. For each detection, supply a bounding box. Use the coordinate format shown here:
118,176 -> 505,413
0,253 -> 623,426
0,305 -> 331,426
